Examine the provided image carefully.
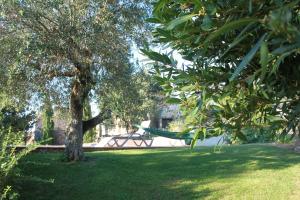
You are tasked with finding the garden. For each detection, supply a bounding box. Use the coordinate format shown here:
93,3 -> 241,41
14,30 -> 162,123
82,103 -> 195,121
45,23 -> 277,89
0,0 -> 300,199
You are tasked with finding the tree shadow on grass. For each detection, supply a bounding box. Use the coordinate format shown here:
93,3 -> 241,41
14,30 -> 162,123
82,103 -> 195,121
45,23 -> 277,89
17,145 -> 300,200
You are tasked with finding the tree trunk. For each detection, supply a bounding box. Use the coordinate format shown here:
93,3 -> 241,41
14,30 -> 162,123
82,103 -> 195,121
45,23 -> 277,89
64,45 -> 111,161
65,79 -> 111,161
64,42 -> 96,161
65,80 -> 85,161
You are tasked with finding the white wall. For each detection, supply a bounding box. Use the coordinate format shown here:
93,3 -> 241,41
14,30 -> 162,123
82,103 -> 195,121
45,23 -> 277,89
195,135 -> 226,146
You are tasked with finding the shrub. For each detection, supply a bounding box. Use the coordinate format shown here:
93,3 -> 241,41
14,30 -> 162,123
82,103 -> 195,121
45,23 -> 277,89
167,119 -> 187,132
0,128 -> 35,200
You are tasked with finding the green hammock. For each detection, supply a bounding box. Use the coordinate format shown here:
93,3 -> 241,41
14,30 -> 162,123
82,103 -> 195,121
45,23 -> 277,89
143,127 -> 193,140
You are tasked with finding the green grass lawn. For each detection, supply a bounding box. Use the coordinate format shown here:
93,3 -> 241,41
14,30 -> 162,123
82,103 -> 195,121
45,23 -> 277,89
16,145 -> 300,200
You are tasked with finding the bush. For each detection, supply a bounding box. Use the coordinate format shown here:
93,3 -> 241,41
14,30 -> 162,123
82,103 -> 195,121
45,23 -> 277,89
167,119 -> 186,132
0,128 -> 35,200
225,126 -> 281,144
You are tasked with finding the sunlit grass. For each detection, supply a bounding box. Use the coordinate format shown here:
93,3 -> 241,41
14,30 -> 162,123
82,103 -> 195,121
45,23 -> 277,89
17,145 -> 300,200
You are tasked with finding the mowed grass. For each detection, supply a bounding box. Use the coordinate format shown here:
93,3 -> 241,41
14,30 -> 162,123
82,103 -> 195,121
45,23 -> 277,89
16,145 -> 300,200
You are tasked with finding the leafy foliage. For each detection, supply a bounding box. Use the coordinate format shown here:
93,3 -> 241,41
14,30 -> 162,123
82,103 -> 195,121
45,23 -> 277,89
98,67 -> 158,132
83,98 -> 97,143
145,0 -> 300,146
0,100 -> 35,199
41,100 -> 54,144
0,106 -> 34,134
0,0 -> 151,106
167,119 -> 187,132
0,128 -> 35,200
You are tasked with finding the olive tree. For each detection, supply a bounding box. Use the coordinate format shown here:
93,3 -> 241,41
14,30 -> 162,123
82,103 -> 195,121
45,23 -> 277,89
0,0 -> 150,160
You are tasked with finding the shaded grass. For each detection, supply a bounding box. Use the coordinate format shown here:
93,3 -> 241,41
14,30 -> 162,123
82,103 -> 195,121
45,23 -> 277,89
17,145 -> 300,200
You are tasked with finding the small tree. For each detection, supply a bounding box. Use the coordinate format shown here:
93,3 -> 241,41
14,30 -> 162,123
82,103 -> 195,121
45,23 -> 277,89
0,104 -> 35,199
41,99 -> 54,144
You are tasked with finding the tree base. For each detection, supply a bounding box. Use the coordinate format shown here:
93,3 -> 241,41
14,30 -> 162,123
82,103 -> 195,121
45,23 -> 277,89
65,144 -> 84,161
65,134 -> 84,161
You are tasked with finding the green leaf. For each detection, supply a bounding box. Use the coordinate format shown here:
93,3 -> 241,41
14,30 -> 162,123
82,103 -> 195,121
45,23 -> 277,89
155,28 -> 175,40
267,115 -> 285,122
166,97 -> 181,104
153,0 -> 170,15
230,34 -> 267,81
181,85 -> 194,91
201,15 -> 213,31
191,128 -> 207,148
191,106 -> 199,116
203,18 -> 259,47
206,3 -> 217,15
146,18 -> 161,23
167,14 -> 197,30
162,83 -> 172,90
153,65 -> 160,74
202,128 -> 207,139
140,49 -> 172,65
271,42 -> 300,55
154,76 -> 167,84
180,128 -> 192,135
259,42 -> 269,82
270,49 -> 298,74
191,129 -> 201,149
261,90 -> 269,99
220,22 -> 256,59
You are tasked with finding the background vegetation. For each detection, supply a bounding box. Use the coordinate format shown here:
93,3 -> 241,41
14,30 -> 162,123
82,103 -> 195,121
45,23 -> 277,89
98,66 -> 158,133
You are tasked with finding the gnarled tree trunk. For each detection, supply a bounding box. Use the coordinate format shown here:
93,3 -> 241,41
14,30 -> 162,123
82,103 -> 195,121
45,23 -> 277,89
65,43 -> 93,161
65,77 -> 111,161
65,80 -> 85,161
65,44 -> 112,161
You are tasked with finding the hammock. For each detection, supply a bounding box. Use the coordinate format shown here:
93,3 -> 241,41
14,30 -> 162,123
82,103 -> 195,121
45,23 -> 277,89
143,127 -> 193,140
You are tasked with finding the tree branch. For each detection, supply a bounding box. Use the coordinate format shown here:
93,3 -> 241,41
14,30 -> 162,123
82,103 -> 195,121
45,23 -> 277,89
28,61 -> 77,79
82,109 -> 111,133
67,37 -> 92,72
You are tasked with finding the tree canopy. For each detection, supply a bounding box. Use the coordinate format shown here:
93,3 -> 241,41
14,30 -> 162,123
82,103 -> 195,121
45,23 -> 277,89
98,66 -> 158,132
144,0 -> 300,144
